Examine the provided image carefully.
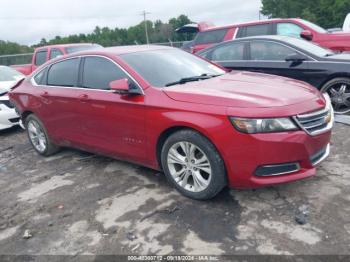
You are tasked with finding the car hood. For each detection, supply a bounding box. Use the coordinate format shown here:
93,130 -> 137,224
0,81 -> 16,95
163,71 -> 321,108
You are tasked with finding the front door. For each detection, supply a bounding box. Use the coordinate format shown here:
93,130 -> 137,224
76,56 -> 147,163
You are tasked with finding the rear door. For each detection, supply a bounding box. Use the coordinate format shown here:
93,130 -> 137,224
244,40 -> 312,82
34,57 -> 84,143
76,56 -> 146,162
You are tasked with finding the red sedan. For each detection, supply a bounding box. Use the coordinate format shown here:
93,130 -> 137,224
9,45 -> 333,200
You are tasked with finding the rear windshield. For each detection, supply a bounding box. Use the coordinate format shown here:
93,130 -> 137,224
194,29 -> 228,45
65,44 -> 103,54
120,49 -> 225,87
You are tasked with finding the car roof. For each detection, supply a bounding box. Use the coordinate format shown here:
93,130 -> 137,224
36,43 -> 100,51
201,18 -> 301,32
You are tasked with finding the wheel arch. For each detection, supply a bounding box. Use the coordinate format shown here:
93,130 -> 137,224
319,73 -> 350,89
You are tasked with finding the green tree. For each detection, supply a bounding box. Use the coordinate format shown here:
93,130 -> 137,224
261,0 -> 350,28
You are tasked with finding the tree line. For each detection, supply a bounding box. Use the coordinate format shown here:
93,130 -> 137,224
261,0 -> 350,29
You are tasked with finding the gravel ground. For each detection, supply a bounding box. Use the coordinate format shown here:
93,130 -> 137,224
0,123 -> 349,259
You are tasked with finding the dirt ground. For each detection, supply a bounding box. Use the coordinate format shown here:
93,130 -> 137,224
0,123 -> 349,259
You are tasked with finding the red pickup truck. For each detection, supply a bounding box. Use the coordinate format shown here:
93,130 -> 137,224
180,18 -> 350,53
11,43 -> 102,75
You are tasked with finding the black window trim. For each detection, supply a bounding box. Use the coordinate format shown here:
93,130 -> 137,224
246,40 -> 315,62
31,55 -> 144,95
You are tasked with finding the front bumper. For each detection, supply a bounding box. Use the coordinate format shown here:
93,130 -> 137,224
219,129 -> 332,189
0,97 -> 20,130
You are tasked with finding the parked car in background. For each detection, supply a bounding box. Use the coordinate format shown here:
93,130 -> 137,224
9,45 -> 333,200
11,43 -> 102,75
0,66 -> 24,130
185,18 -> 350,54
198,35 -> 350,114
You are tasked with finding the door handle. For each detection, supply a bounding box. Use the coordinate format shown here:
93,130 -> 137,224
79,94 -> 89,102
40,91 -> 49,98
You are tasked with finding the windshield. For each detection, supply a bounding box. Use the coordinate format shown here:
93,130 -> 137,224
65,44 -> 103,54
120,49 -> 225,87
298,19 -> 327,33
287,37 -> 334,57
0,66 -> 23,82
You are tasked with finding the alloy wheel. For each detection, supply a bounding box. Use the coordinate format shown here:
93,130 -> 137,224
167,141 -> 212,192
27,120 -> 47,153
324,83 -> 350,114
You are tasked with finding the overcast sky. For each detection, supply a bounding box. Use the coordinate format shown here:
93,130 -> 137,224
0,0 -> 262,45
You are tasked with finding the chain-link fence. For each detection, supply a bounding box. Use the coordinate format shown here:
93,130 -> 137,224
0,41 -> 185,66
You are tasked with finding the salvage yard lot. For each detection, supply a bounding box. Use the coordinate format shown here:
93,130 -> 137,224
0,123 -> 349,256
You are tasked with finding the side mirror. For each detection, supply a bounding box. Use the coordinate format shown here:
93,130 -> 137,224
300,30 -> 313,41
285,53 -> 306,63
109,78 -> 143,95
109,78 -> 130,94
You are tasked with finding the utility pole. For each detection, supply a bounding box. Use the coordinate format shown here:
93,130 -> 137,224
141,10 -> 151,45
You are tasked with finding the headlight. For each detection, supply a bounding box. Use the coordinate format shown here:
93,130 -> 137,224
230,117 -> 298,134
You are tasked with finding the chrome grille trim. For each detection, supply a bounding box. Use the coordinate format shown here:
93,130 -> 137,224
294,94 -> 334,136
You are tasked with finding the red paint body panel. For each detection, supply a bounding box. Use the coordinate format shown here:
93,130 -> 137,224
9,46 -> 332,189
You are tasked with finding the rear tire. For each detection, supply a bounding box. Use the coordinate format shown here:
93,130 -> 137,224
25,114 -> 60,156
321,77 -> 350,114
161,129 -> 226,200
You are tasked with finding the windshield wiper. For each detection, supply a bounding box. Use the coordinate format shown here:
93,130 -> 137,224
165,74 -> 222,87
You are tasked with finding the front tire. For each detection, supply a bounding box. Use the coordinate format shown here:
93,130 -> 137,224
161,129 -> 226,200
25,114 -> 60,156
321,77 -> 350,114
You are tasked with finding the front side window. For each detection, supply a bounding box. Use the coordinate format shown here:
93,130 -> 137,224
211,42 -> 245,61
35,50 -> 47,66
194,29 -> 228,45
120,49 -> 225,87
50,48 -> 63,59
47,58 -> 79,87
82,56 -> 130,90
250,41 -> 296,61
277,23 -> 303,38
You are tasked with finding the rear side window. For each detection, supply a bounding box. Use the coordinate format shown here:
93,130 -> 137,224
50,48 -> 63,59
194,29 -> 228,45
82,57 -> 129,90
238,24 -> 271,38
47,58 -> 80,87
211,42 -> 245,61
35,50 -> 47,66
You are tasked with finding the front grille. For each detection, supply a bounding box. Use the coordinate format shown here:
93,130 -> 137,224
0,100 -> 15,109
294,96 -> 333,136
